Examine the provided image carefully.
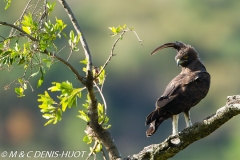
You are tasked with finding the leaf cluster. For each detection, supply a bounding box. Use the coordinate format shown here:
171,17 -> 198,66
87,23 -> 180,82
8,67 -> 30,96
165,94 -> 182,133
38,81 -> 83,126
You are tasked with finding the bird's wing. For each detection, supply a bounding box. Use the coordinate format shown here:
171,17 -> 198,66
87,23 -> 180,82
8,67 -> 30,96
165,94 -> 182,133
158,71 -> 206,107
146,71 -> 207,125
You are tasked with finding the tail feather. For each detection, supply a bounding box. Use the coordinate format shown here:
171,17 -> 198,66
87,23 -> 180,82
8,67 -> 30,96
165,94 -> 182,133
146,118 -> 164,137
146,109 -> 167,137
145,109 -> 161,126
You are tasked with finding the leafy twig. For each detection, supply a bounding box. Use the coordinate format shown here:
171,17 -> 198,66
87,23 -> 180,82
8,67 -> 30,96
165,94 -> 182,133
95,28 -> 143,79
95,30 -> 126,79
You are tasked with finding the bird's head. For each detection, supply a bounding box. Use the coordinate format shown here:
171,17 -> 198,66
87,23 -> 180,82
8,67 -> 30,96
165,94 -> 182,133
151,41 -> 199,67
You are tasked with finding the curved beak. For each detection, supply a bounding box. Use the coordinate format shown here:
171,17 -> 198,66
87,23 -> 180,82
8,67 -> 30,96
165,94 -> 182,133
176,58 -> 181,66
150,41 -> 184,55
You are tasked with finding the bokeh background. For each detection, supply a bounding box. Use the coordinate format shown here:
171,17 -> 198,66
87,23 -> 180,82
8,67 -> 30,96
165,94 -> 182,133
0,0 -> 240,160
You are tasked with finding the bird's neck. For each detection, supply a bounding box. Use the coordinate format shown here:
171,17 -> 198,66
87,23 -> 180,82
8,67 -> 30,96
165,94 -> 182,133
181,59 -> 206,73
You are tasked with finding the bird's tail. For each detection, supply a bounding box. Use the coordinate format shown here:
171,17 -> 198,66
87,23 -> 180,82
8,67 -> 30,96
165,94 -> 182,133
146,109 -> 165,137
146,118 -> 164,137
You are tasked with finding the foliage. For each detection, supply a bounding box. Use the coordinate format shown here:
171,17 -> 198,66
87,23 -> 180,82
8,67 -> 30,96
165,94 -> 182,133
3,0 -> 11,10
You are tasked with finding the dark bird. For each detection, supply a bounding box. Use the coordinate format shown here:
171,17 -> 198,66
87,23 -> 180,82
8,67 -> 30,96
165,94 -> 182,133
145,41 -> 210,137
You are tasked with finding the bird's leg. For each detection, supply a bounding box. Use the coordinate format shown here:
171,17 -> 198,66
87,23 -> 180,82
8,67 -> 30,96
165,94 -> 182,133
172,114 -> 179,135
184,111 -> 192,127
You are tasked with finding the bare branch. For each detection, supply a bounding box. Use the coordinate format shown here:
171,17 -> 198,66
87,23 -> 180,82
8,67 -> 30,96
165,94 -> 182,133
126,95 -> 240,160
58,0 -> 92,72
132,30 -> 143,46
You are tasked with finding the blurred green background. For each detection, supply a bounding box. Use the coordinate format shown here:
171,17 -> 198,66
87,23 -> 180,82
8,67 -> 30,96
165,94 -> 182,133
0,0 -> 240,160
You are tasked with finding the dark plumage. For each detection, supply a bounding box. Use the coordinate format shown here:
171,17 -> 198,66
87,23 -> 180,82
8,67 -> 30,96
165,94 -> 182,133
146,41 -> 210,137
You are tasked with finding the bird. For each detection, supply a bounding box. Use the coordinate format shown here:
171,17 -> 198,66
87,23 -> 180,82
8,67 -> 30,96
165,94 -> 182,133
145,41 -> 211,137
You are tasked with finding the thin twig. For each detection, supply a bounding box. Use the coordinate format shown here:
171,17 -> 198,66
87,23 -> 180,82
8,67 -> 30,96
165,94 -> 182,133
42,50 -> 86,85
132,30 -> 144,46
32,0 -> 40,15
93,81 -> 107,125
86,141 -> 98,160
95,28 -> 143,79
95,31 -> 126,79
101,149 -> 108,160
67,49 -> 73,61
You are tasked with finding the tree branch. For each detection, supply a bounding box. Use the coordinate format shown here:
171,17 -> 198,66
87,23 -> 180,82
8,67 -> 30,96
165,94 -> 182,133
58,0 -> 92,72
41,50 -> 86,85
126,95 -> 240,160
58,1 -> 122,159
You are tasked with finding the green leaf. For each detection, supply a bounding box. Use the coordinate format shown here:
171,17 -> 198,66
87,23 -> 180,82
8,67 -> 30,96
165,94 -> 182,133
30,71 -> 39,77
80,58 -> 88,65
77,110 -> 90,122
61,99 -> 68,112
56,108 -> 62,118
44,119 -> 54,126
62,32 -> 67,38
15,87 -> 25,97
97,66 -> 105,85
43,59 -> 52,68
82,103 -> 89,109
98,103 -> 104,115
55,18 -> 67,31
46,2 -> 55,14
83,135 -> 93,144
38,91 -> 57,108
22,26 -> 31,34
48,82 -> 61,92
37,74 -> 44,88
61,81 -> 73,90
70,30 -> 74,41
103,124 -> 111,129
94,143 -> 102,153
4,0 -> 11,10
42,113 -> 55,119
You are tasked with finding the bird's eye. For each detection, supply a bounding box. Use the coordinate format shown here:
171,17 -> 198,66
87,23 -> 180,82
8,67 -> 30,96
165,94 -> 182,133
183,55 -> 188,59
